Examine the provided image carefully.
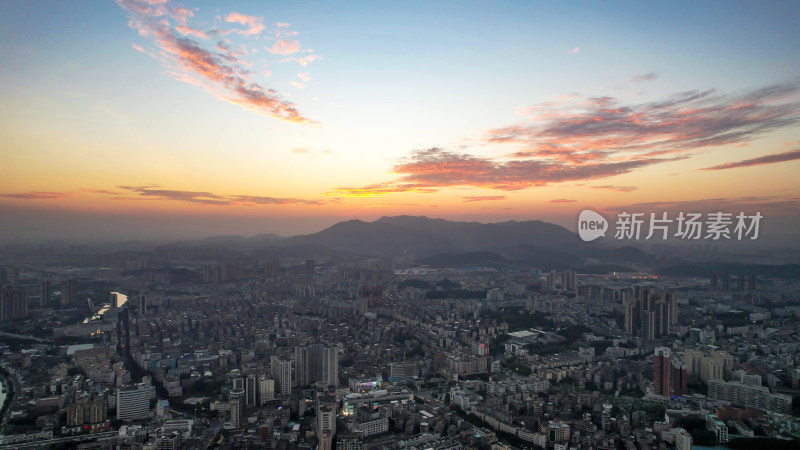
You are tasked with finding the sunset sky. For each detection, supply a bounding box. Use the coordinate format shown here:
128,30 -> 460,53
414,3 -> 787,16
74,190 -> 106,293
1,0 -> 799,241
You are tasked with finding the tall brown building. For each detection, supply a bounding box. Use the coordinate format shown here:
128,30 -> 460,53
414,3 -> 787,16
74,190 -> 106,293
654,347 -> 687,397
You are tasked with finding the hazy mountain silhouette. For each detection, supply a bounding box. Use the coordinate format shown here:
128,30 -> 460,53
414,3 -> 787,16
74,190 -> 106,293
280,219 -> 457,257
274,216 -> 632,265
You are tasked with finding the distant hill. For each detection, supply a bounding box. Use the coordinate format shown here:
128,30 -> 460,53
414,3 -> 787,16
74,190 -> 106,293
280,219 -> 457,257
272,216 -> 655,267
151,215 -> 798,277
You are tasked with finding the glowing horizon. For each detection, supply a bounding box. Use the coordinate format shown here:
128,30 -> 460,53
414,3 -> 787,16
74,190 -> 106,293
1,0 -> 799,241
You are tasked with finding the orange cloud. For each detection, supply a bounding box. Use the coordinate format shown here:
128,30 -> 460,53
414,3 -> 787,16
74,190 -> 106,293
702,148 -> 800,171
487,83 -> 800,164
330,182 -> 439,197
268,39 -> 301,55
330,148 -> 669,196
225,12 -> 265,35
176,25 -> 208,39
549,199 -> 576,203
330,83 -> 800,198
461,196 -> 506,202
591,185 -> 637,192
117,0 -> 313,124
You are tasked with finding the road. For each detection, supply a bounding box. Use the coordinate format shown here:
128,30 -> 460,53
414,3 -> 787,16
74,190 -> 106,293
0,431 -> 118,449
0,331 -> 50,343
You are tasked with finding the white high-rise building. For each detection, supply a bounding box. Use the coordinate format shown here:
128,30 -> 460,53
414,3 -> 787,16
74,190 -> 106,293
116,385 -> 150,421
322,345 -> 338,387
271,355 -> 293,396
258,376 -> 275,405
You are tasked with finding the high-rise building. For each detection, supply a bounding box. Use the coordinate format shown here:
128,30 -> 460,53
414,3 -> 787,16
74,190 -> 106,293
246,375 -> 257,407
138,294 -> 147,316
271,355 -> 293,396
654,347 -> 688,397
322,346 -> 338,387
229,389 -> 244,428
61,279 -> 77,306
117,385 -> 151,421
0,286 -> 28,322
671,358 -> 688,396
296,344 -> 339,387
654,347 -> 671,396
67,397 -> 107,426
561,269 -> 577,292
624,288 -> 678,341
316,383 -> 338,450
258,375 -> 275,405
232,377 -> 245,392
721,273 -> 730,291
545,270 -> 556,292
685,348 -> 734,384
710,272 -> 718,290
40,280 -> 50,307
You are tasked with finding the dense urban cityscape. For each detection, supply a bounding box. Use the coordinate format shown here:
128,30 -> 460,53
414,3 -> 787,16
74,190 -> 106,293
0,216 -> 798,449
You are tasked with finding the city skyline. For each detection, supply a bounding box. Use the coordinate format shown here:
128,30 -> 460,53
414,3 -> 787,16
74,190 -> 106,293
1,0 -> 799,240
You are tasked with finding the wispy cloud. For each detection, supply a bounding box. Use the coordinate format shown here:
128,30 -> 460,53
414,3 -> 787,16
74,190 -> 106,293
568,47 -> 580,54
80,188 -> 123,195
224,12 -> 265,35
627,72 -> 658,83
279,54 -> 322,67
268,39 -> 301,55
488,83 -> 800,163
175,25 -> 208,39
330,148 -> 671,196
606,196 -> 800,215
0,191 -> 71,200
591,185 -> 637,192
117,0 -> 313,124
330,181 -> 440,198
702,148 -> 800,171
461,196 -> 506,202
549,198 -> 576,203
116,185 -> 323,206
